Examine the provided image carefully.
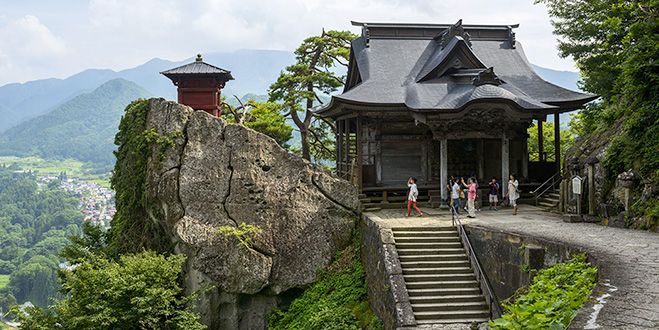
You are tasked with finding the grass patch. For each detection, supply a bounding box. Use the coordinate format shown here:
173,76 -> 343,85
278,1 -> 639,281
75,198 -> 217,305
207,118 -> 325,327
0,274 -> 9,289
490,254 -> 598,330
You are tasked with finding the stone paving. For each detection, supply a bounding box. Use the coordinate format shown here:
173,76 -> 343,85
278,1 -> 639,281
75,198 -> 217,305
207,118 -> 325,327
366,205 -> 659,330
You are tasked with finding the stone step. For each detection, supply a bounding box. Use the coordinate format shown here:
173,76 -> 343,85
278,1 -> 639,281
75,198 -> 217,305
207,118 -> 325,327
359,198 -> 371,203
403,267 -> 474,275
546,192 -> 560,199
401,260 -> 471,269
393,231 -> 458,238
407,287 -> 482,297
415,318 -> 490,325
538,201 -> 558,208
392,226 -> 456,231
396,247 -> 465,255
409,294 -> 486,304
398,254 -> 468,262
396,240 -> 462,249
414,309 -> 490,321
363,207 -> 381,212
358,193 -> 367,199
540,197 -> 559,203
406,280 -> 480,290
411,301 -> 489,312
404,273 -> 476,282
394,235 -> 461,244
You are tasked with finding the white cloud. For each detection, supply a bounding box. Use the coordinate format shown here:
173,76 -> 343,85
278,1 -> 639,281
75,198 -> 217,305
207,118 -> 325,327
0,15 -> 70,85
0,0 -> 577,86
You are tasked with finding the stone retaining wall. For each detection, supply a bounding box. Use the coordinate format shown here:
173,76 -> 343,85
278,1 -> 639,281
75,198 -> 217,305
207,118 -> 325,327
361,214 -> 416,330
465,225 -> 589,303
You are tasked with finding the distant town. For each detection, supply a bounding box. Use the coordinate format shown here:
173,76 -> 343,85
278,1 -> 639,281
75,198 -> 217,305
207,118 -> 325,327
37,174 -> 115,228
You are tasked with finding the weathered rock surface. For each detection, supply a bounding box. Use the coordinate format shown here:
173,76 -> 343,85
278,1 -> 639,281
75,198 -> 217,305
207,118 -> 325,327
143,98 -> 359,329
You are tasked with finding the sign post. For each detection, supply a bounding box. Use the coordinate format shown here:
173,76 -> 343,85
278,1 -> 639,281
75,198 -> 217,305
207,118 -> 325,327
572,176 -> 583,215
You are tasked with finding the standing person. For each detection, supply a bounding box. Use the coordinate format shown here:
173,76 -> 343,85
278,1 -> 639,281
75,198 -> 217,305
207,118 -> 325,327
461,177 -> 477,218
488,177 -> 500,211
508,174 -> 520,215
451,178 -> 461,215
407,177 -> 423,217
470,172 -> 481,212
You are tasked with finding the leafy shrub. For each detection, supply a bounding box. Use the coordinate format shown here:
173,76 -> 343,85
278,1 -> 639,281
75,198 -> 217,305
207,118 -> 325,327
490,254 -> 597,330
267,233 -> 381,330
217,223 -> 262,248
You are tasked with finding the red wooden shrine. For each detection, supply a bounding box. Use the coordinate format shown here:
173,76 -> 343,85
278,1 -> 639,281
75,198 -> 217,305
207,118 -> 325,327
160,54 -> 234,117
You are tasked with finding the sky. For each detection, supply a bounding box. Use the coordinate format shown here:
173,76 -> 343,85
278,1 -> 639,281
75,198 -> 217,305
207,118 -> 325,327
0,0 -> 576,87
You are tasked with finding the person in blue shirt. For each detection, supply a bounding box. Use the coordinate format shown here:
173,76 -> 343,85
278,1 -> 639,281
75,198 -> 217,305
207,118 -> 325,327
488,177 -> 500,211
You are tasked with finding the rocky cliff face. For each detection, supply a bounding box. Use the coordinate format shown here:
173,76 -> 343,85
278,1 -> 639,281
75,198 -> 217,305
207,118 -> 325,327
142,98 -> 359,329
563,119 -> 658,231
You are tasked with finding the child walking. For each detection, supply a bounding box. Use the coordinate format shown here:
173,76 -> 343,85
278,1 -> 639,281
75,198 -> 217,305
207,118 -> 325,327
488,177 -> 500,211
407,177 -> 423,217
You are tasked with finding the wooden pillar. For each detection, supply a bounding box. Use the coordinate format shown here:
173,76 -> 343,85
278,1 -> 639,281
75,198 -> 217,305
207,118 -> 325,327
356,116 -> 363,189
337,120 -> 343,177
502,134 -> 510,198
375,123 -> 382,185
421,140 -> 428,185
477,139 -> 485,181
440,138 -> 448,200
554,112 -> 561,172
522,138 -> 529,180
537,119 -> 544,162
344,119 -> 350,179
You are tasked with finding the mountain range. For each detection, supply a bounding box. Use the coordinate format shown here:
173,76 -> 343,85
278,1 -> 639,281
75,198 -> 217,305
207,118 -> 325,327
0,49 -> 582,167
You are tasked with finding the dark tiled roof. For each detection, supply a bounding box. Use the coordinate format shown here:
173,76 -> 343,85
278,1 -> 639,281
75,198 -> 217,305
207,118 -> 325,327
160,61 -> 234,80
317,22 -> 597,116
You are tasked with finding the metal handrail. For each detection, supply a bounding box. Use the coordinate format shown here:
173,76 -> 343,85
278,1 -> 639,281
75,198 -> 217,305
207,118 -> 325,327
532,171 -> 562,206
451,205 -> 503,320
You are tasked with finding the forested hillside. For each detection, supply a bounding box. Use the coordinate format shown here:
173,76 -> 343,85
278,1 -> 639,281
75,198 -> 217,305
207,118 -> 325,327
0,79 -> 151,167
0,165 -> 84,310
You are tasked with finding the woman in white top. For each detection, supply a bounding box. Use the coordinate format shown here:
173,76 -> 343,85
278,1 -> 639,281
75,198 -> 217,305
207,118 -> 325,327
508,173 -> 520,215
407,177 -> 422,217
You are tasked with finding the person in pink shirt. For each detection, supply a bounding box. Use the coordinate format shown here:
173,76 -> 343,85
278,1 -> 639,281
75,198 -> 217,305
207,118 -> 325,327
461,177 -> 477,218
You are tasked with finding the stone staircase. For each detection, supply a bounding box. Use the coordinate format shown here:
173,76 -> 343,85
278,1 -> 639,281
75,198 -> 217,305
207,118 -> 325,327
392,227 -> 490,325
537,191 -> 560,212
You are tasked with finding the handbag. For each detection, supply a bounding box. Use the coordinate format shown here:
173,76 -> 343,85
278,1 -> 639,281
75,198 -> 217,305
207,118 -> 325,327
459,189 -> 465,199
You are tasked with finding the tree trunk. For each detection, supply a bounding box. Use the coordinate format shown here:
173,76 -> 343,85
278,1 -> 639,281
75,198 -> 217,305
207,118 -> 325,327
300,128 -> 311,161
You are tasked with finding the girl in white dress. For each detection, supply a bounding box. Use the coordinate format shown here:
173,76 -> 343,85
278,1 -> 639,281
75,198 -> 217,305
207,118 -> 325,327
508,174 -> 520,215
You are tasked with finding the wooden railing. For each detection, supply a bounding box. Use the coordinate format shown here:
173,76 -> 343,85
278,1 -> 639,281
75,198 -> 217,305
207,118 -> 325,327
451,205 -> 503,320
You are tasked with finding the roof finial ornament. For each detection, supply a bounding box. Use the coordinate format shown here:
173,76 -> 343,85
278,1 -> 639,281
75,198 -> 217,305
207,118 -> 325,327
196,54 -> 203,62
435,19 -> 472,49
472,67 -> 502,86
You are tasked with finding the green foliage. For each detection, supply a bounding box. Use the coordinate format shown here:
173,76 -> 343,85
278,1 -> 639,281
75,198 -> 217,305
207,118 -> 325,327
269,30 -> 356,163
527,121 -> 574,166
223,99 -> 294,147
108,99 -> 171,255
267,233 -> 380,330
12,250 -> 205,330
0,79 -> 151,166
217,223 -> 262,248
0,293 -> 17,315
539,0 -> 659,223
490,254 -> 598,330
0,166 -> 83,308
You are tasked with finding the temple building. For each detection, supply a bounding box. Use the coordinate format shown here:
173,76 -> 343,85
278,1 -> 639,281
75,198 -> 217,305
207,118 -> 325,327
161,54 -> 234,117
316,20 -> 597,202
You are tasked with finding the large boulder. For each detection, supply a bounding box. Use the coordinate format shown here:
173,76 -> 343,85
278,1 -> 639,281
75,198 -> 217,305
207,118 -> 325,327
143,98 -> 359,329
